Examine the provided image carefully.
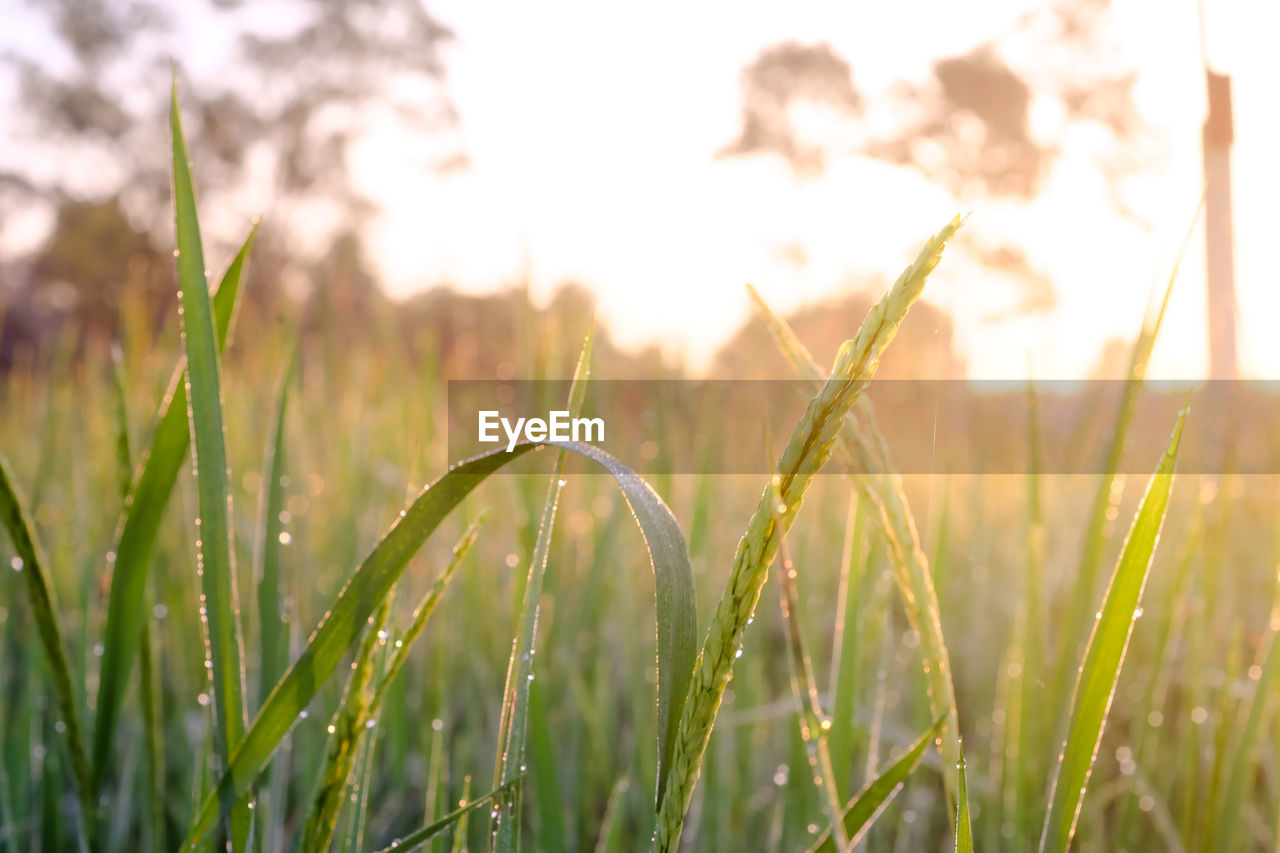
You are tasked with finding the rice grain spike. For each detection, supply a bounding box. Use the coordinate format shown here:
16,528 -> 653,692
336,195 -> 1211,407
745,269 -> 961,803
652,216 -> 961,851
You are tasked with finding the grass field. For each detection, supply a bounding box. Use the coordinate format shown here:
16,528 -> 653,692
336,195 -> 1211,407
1,87 -> 1278,853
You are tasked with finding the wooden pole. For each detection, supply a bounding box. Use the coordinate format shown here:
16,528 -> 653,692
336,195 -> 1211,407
1202,71 -> 1237,380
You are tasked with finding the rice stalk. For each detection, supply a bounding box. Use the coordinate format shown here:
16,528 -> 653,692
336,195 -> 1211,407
652,217 -> 961,851
745,273 -> 962,803
771,504 -> 847,850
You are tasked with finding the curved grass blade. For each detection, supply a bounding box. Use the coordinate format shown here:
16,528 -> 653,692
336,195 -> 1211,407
170,77 -> 251,850
1038,409 -> 1186,853
182,440 -> 696,849
374,781 -> 517,853
0,453 -> 94,826
92,221 -> 256,786
807,715 -> 946,853
955,741 -> 973,853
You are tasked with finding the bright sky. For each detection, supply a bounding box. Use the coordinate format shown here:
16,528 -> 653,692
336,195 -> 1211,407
1,1 -> 1275,380
350,0 -> 1278,379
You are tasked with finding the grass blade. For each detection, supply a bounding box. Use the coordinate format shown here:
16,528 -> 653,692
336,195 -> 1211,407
1049,201 -> 1199,747
370,513 -> 488,714
256,350 -> 295,709
171,78 -> 250,849
492,330 -> 594,850
109,348 -> 169,850
594,776 -> 631,853
92,221 -> 256,787
182,440 -> 696,848
770,500 -> 846,850
807,716 -> 946,853
374,781 -> 517,853
827,491 -> 865,803
298,594 -> 392,852
1038,409 -> 1187,853
956,741 -> 973,853
250,351 -> 293,853
0,453 -> 94,828
1212,567 -> 1280,852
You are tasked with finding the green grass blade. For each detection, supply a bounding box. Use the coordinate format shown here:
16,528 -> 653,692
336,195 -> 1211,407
1038,409 -> 1187,853
170,78 -> 250,850
807,716 -> 946,853
369,513 -> 487,714
956,741 -> 973,853
373,781 -> 516,853
451,775 -> 474,853
109,354 -> 169,850
828,491 -> 865,803
594,776 -> 631,853
492,330 -> 592,850
771,508 -> 846,850
1050,203 -> 1198,744
1212,571 -> 1280,852
250,351 -> 293,853
109,343 -> 133,501
182,440 -> 695,849
256,351 -> 295,710
299,593 -> 392,853
92,224 -> 256,786
0,453 -> 94,826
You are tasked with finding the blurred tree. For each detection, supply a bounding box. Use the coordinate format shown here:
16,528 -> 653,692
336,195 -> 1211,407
720,1 -> 1155,321
0,0 -> 461,361
718,41 -> 863,178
